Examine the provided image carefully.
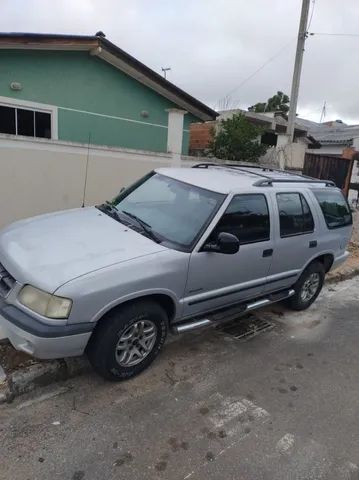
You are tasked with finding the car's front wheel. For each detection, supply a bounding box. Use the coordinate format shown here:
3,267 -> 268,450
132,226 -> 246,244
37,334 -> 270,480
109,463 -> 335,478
87,300 -> 168,380
287,261 -> 325,311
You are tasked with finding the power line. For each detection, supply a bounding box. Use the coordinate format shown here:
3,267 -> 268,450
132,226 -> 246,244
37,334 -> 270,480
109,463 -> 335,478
216,1 -> 316,111
310,32 -> 359,37
217,38 -> 295,107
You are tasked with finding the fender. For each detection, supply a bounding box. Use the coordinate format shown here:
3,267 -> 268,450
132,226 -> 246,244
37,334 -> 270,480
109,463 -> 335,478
301,249 -> 335,274
90,287 -> 181,324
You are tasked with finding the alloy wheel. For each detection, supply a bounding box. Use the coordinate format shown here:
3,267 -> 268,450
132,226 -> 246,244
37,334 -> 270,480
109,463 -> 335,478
300,273 -> 320,302
115,320 -> 157,367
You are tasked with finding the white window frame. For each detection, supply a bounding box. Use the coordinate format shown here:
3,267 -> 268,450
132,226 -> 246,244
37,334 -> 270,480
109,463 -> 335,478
0,96 -> 58,140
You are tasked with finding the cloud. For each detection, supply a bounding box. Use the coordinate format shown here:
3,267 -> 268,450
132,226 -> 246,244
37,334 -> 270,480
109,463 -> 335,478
1,0 -> 359,122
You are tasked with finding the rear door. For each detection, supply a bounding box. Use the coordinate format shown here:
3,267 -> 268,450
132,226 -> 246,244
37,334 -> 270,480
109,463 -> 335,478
182,193 -> 274,318
265,190 -> 318,292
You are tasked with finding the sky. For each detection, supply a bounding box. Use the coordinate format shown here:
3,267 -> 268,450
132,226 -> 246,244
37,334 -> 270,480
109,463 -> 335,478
1,0 -> 359,124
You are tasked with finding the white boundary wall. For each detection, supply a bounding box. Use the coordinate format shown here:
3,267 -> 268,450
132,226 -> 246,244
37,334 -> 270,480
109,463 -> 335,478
0,135 -> 196,229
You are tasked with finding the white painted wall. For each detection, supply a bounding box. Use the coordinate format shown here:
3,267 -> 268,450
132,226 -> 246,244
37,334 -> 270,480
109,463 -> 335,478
259,142 -> 306,170
307,145 -> 344,156
166,109 -> 186,166
0,135 -> 195,229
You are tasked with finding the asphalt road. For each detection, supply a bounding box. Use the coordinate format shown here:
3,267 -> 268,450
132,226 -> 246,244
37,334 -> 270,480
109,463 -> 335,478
1,277 -> 359,480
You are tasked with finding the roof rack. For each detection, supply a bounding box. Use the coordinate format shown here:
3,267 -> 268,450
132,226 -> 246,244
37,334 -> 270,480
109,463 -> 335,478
192,162 -> 275,171
192,162 -> 336,187
253,178 -> 336,187
192,162 -> 274,180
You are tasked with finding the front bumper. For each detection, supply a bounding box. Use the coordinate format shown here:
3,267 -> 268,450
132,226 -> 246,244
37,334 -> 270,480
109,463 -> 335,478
0,302 -> 94,359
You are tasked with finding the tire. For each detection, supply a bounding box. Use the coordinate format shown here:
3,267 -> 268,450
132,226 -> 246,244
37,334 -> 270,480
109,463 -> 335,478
287,261 -> 325,311
87,300 -> 168,381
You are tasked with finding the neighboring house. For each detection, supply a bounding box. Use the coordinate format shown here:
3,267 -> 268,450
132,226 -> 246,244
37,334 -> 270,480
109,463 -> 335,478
189,109 -> 315,156
296,118 -> 359,157
0,32 -> 217,155
296,118 -> 359,203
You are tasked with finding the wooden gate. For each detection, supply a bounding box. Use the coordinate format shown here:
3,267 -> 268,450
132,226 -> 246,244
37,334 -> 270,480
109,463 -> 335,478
303,153 -> 354,196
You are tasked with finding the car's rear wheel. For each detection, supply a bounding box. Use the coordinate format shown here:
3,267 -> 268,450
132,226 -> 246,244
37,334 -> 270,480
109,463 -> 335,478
287,261 -> 325,311
87,300 -> 168,380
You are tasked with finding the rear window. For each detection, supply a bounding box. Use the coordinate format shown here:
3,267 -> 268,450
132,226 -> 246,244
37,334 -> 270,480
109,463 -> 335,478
314,190 -> 352,229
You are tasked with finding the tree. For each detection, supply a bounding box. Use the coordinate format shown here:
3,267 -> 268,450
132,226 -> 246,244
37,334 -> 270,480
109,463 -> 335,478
248,91 -> 290,114
208,113 -> 268,162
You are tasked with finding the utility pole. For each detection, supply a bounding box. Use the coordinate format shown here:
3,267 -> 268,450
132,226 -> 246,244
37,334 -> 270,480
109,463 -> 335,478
286,0 -> 311,141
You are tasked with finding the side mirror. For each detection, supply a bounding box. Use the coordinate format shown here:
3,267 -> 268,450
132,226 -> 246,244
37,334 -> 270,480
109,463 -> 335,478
203,232 -> 240,255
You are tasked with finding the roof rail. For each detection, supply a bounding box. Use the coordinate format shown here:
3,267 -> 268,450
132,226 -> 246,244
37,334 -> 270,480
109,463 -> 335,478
192,162 -> 275,171
192,162 -> 313,178
253,178 -> 336,187
192,162 -> 335,187
192,162 -> 273,179
192,163 -> 217,168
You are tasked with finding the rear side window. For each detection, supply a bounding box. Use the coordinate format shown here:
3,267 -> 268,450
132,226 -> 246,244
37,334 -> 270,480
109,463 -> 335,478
314,190 -> 352,229
210,194 -> 270,244
276,193 -> 314,237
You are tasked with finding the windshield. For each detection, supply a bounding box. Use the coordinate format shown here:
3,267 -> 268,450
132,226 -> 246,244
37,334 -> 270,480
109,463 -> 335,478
112,173 -> 225,249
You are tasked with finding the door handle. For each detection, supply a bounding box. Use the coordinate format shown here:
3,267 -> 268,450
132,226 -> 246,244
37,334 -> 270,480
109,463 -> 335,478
262,248 -> 273,257
309,240 -> 317,248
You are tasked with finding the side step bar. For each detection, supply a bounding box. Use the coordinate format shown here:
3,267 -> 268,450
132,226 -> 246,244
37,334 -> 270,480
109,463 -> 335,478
172,289 -> 295,334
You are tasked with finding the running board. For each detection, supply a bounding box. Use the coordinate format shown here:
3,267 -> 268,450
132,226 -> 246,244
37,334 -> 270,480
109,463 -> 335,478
172,289 -> 295,334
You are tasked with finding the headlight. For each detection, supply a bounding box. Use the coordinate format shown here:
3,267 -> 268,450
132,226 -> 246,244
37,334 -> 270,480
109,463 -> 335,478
18,285 -> 72,319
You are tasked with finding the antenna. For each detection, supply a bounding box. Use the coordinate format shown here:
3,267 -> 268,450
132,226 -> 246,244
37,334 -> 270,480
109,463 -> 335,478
319,101 -> 326,123
161,67 -> 171,79
82,132 -> 91,208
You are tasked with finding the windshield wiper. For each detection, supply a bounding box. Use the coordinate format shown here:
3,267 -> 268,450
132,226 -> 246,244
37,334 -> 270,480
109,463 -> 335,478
97,202 -> 123,223
121,210 -> 162,244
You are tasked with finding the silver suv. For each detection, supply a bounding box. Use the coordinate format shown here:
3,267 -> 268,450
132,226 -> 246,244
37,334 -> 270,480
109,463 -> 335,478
0,164 -> 353,380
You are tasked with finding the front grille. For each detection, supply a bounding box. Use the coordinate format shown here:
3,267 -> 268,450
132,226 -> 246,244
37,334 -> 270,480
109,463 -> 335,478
0,263 -> 15,298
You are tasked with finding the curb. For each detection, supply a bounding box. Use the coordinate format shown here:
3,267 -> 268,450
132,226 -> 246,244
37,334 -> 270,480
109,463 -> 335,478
0,355 -> 91,404
326,266 -> 359,284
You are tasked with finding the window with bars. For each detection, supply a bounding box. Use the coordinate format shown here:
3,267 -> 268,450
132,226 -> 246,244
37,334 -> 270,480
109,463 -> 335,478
0,105 -> 51,139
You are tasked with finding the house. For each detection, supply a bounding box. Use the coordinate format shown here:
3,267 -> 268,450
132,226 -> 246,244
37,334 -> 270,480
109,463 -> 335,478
0,32 -> 218,229
296,118 -> 359,203
296,118 -> 359,157
189,109 -> 315,156
0,32 -> 217,155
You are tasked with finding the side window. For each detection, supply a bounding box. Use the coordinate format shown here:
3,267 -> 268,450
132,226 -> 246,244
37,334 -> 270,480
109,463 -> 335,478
210,194 -> 270,244
314,190 -> 352,229
277,193 -> 314,237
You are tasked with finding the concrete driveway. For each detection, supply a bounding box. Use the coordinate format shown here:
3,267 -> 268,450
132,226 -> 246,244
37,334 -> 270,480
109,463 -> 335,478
0,277 -> 358,480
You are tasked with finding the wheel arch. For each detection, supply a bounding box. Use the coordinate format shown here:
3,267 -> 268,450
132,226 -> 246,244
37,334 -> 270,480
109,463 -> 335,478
92,291 -> 178,327
304,252 -> 334,273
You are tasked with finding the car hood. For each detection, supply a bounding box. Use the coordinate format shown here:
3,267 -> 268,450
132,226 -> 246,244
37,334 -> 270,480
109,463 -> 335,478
0,207 -> 167,292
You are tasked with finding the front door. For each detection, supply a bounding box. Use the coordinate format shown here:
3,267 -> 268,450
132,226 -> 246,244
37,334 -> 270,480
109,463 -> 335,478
182,193 -> 274,318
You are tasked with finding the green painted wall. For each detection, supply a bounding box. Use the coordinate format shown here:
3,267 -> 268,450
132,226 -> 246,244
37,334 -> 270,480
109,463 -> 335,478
0,50 -> 201,153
